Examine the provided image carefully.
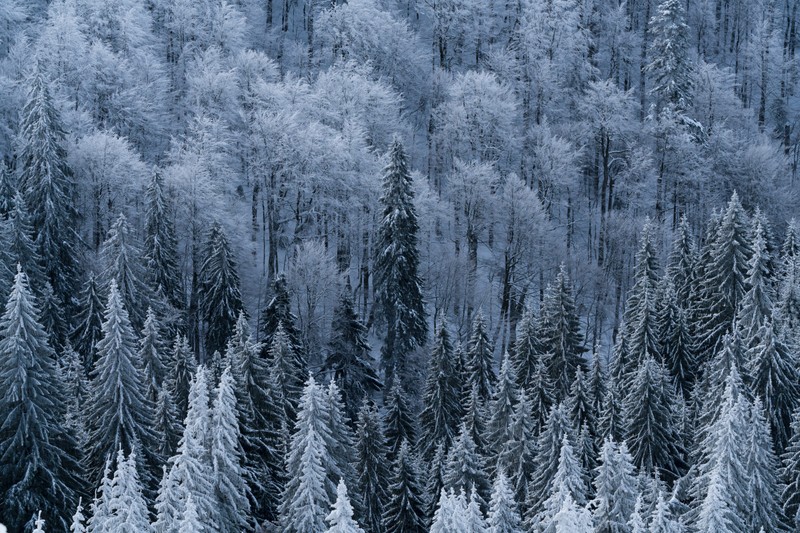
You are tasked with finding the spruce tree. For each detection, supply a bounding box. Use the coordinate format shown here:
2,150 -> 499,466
383,440 -> 426,533
429,489 -> 468,532
5,192 -> 43,294
71,273 -> 105,372
16,64 -> 80,306
463,383 -> 489,454
418,324 -> 463,461
737,227 -> 774,348
140,307 -> 167,403
103,449 -> 153,533
199,221 -> 243,357
466,310 -> 496,403
384,377 -> 417,459
486,351 -> 518,456
374,139 -> 427,389
667,215 -> 695,306
530,436 -> 589,531
169,335 -> 197,422
100,214 -> 151,331
599,373 -> 625,443
0,267 -> 82,531
86,280 -> 159,489
590,438 -> 638,533
178,495 -> 204,533
355,400 -> 391,533
268,322 -> 307,423
323,380 -> 360,507
498,390 -> 536,502
538,265 -> 586,401
443,423 -> 491,510
511,307 -> 543,392
623,222 -> 661,371
526,403 -> 576,516
656,279 -> 695,399
465,488 -> 488,533
647,0 -> 693,111
326,480 -> 365,533
259,273 -> 304,357
153,386 -> 181,460
647,493 -> 682,533
323,290 -> 381,422
211,365 -> 251,532
744,398 -> 786,532
781,407 -> 800,527
0,164 -> 15,219
39,281 -> 66,350
144,171 -> 183,311
70,497 -> 86,533
487,471 -> 523,533
623,356 -> 685,483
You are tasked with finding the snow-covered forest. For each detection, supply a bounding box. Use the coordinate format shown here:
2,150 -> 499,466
1,0 -> 800,530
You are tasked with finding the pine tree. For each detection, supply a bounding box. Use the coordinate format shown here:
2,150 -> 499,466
100,213 -> 151,331
355,400 -> 390,533
71,273 -> 105,372
647,0 -> 693,112
463,383 -> 489,454
374,139 -> 427,389
744,399 -> 786,531
144,171 -> 183,311
466,310 -> 495,402
526,404 -> 576,517
103,449 -> 153,533
696,466 -> 744,533
599,373 -> 625,443
324,380 -> 360,507
623,356 -> 685,483
326,480 -> 365,533
0,164 -> 15,219
0,267 -> 82,531
429,490 -> 468,532
280,377 -> 335,532
259,273 -> 304,358
140,307 -> 167,403
486,351 -> 518,456
647,493 -> 682,533
656,279 -> 695,399
487,471 -> 523,533
383,440 -> 426,533
169,335 -> 196,422
324,290 -> 381,422
538,265 -> 586,401
443,423 -> 491,510
16,64 -> 80,306
89,458 -> 114,533
590,438 -> 638,533
212,365 -> 252,532
384,378 -> 417,459
199,221 -> 243,357
747,320 -> 800,451
70,497 -> 86,533
419,324 -> 463,460
86,280 -> 159,489
39,281 -> 66,350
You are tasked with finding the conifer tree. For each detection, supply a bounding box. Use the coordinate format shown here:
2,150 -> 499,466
530,436 -> 589,531
567,368 -> 596,445
623,222 -> 661,370
429,490 -> 467,532
783,408 -> 800,528
103,449 -> 153,533
169,335 -> 196,422
0,267 -> 83,531
268,323 -> 307,423
486,351 -> 518,455
511,308 -> 542,392
70,497 -> 86,533
463,488 -> 488,532
599,374 -> 625,443
374,139 -> 427,389
5,192 -> 42,294
526,404 -> 576,516
384,377 -> 417,459
86,280 -> 159,489
463,383 -> 488,453
39,281 -> 66,350
178,495 -> 204,533
199,221 -> 243,357
212,365 -> 252,532
0,164 -> 15,219
744,399 -> 786,532
667,215 -> 695,306
260,274 -> 304,357
538,265 -> 586,401
280,377 -> 335,532
154,386 -> 181,460
623,356 -> 685,483
647,493 -> 682,533
144,171 -> 183,311
355,400 -> 390,533
737,228 -> 774,348
100,214 -> 151,331
425,441 -> 448,520
326,480 -> 365,533
647,0 -> 693,111
747,320 -> 800,451
16,64 -> 80,306
140,307 -> 167,403
383,440 -> 426,533
487,471 -> 523,533
498,390 -> 536,502
656,279 -> 695,398
590,438 -> 638,533
324,290 -> 381,422
466,310 -> 496,402
551,494 -> 593,533
324,380 -> 360,506
71,273 -> 105,371
443,423 -> 491,510
89,458 -> 114,533
696,466 -> 743,533
31,511 -> 45,533
419,324 -> 463,460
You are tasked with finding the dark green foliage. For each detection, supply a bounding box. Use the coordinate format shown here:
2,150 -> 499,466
144,171 -> 183,311
383,440 -> 426,533
356,400 -> 391,533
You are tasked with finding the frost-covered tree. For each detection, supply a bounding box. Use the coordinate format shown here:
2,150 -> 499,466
487,471 -> 523,533
103,449 -> 153,533
326,480 -> 365,533
486,351 -> 517,456
355,400 -> 390,533
466,310 -> 495,403
647,493 -> 682,533
551,494 -> 594,533
530,436 -> 589,531
498,390 -> 536,502
0,267 -> 82,531
70,497 -> 86,533
72,273 -> 105,371
383,440 -> 426,533
737,227 -> 774,347
154,386 -> 181,460
429,489 -> 468,532
419,324 -> 462,460
140,307 -> 167,403
647,0 -> 693,112
268,323 -> 307,424
144,171 -> 183,310
4,192 -> 42,295
260,274 -> 304,358
323,380 -> 360,507
443,423 -> 491,510
526,404 -> 576,517
511,308 -> 542,392
374,139 -> 427,389
323,290 -> 381,422
384,378 -> 416,459
199,221 -> 243,357
781,408 -> 800,527
86,280 -> 158,489
590,438 -> 638,533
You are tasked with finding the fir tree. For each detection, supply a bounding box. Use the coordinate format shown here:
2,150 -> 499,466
5,192 -> 42,295
623,355 -> 686,483
418,324 -> 463,461
103,449 -> 153,533
100,214 -> 151,331
383,440 -> 426,533
144,171 -> 183,311
463,383 -> 489,454
268,323 -> 307,423
487,471 -> 523,533
0,267 -> 82,531
374,139 -> 427,389
89,458 -> 114,533
526,404 -> 576,517
696,466 -> 744,533
647,0 -> 693,111
71,273 -> 105,372
16,64 -> 80,306
355,400 -> 390,533
443,423 -> 491,510
39,281 -> 65,350
323,380 -> 360,507
86,280 -> 159,489
326,480 -> 365,533
498,390 -> 536,502
512,307 -> 543,392
599,373 -> 625,443
622,222 -> 661,371
465,489 -> 489,533
782,408 -> 800,527
70,497 -> 86,533
466,310 -> 496,403
551,494 -> 593,533
744,399 -> 786,532
169,335 -> 196,422
590,438 -> 638,533
0,164 -> 15,219
656,279 -> 695,399
538,265 -> 586,401
178,495 -> 204,533
384,378 -> 417,459
429,490 -> 467,532
647,493 -> 682,533
140,307 -> 167,403
737,227 -> 774,348
154,386 -> 181,460
199,221 -> 243,357
260,273 -> 304,358
530,436 -> 589,531
486,351 -> 518,456
667,215 -> 695,306
323,290 -> 381,422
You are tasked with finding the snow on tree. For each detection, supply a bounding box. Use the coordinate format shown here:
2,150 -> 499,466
16,64 -> 80,307
443,422 -> 491,510
737,225 -> 774,347
383,440 -> 426,533
384,377 -> 417,459
419,323 -> 462,460
551,493 -> 593,533
211,365 -> 251,532
178,495 -> 204,533
464,488 -> 488,533
743,398 -> 787,532
696,466 -> 744,533
86,280 -> 159,489
169,334 -> 196,422
622,221 -> 661,372
103,449 -> 153,533
667,215 -> 696,307
323,289 -> 381,422
486,351 -> 518,456
355,400 -> 390,533
656,278 -> 695,399
497,390 -> 537,502
4,192 -> 42,296
140,307 -> 167,403
782,407 -> 800,527
89,458 -> 114,533
512,307 -> 543,392
590,437 -> 638,533
374,138 -> 427,389
323,379 -> 360,508
325,480 -> 365,533
154,386 -> 181,460
487,471 -> 523,533
466,310 -> 496,402
199,221 -> 243,357
70,497 -> 86,533
39,281 -> 66,350
144,171 -> 183,311
268,322 -> 307,423
429,489 -> 468,532
71,273 -> 105,371
647,0 -> 693,112
31,511 -> 45,533
530,436 -> 589,531
0,267 -> 82,531
260,274 -> 305,359
647,492 -> 682,533
525,403 -> 576,517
